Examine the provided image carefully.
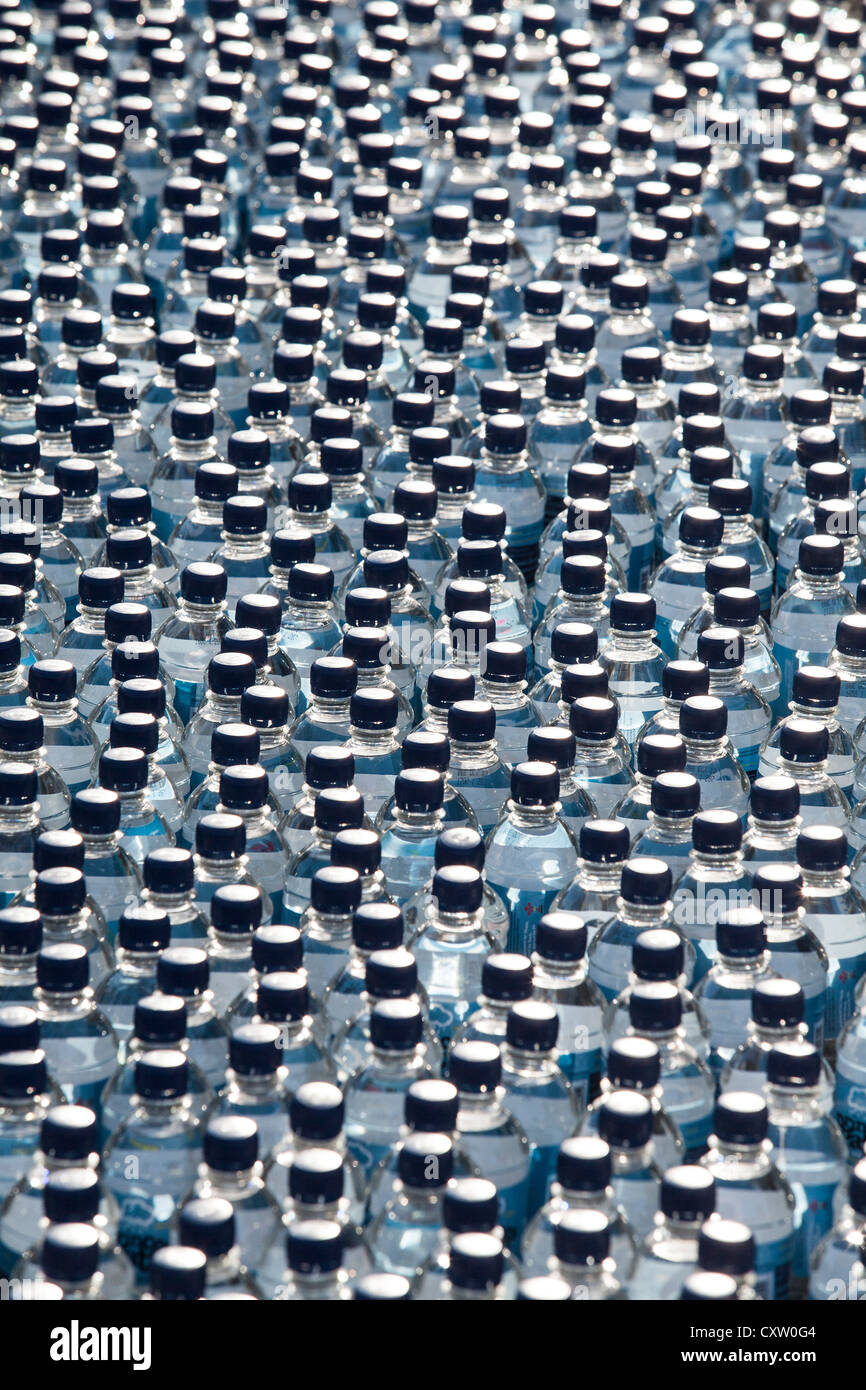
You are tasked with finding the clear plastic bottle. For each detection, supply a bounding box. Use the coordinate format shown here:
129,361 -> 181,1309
765,1041 -> 847,1296
627,1165 -> 717,1301
499,1000 -> 580,1217
698,1091 -> 795,1300
753,863 -> 829,1051
32,944 -> 117,1122
103,1050 -> 203,1284
343,999 -> 436,1178
809,1159 -> 866,1301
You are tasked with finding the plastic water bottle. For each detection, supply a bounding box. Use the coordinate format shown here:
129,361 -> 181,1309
99,993 -> 212,1150
765,1041 -> 847,1297
103,1051 -> 203,1283
499,1001 -> 579,1216
0,1103 -> 110,1280
604,927 -> 710,1063
343,1000 -> 436,1176
699,1091 -> 795,1300
797,826 -> 866,1047
809,1159 -> 866,1302
693,907 -> 779,1076
628,1165 -> 717,1301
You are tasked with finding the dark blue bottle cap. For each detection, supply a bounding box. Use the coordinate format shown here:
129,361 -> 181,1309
796,824 -> 847,872
41,1222 -> 100,1284
448,1040 -> 501,1094
287,1218 -> 343,1275
597,1090 -> 653,1149
550,623 -> 598,667
620,857 -> 673,906
290,1082 -> 344,1142
347,901 -> 402,953
302,747 -> 354,796
370,997 -> 423,1050
447,1232 -> 504,1291
683,1273 -> 739,1301
251,925 -> 302,975
331,829 -> 382,877
358,511 -> 404,555
637,734 -> 687,777
313,787 -> 365,832
180,562 -> 227,605
716,904 -> 766,958
310,865 -> 362,915
36,939 -> 89,993
432,863 -> 484,915
534,911 -> 586,964
157,946 -> 209,998
442,1177 -> 499,1234
70,787 -> 120,836
238,685 -> 289,733
481,951 -> 533,1003
609,592 -> 655,634
481,639 -> 527,683
461,501 -> 507,542
361,550 -> 409,593
527,727 -> 577,772
133,992 -> 186,1047
0,1004 -> 39,1053
692,809 -> 742,855
553,1209 -> 610,1265
178,1196 -> 236,1259
289,563 -> 334,604
696,625 -> 744,671
19,482 -> 62,528
365,947 -> 417,1000
797,533 -> 844,576
752,977 -> 804,1029
170,399 -> 215,443
288,1146 -> 344,1205
606,1036 -> 662,1090
211,883 -> 262,936
142,847 -> 193,896
0,760 -> 37,805
0,706 -> 43,753
229,1021 -> 283,1074
678,505 -> 724,549
218,764 -> 269,812
309,657 -> 358,703
484,411 -> 528,455
510,760 -> 559,807
117,904 -> 171,954
33,830 -> 84,876
505,999 -> 558,1051
555,1136 -> 611,1193
77,566 -> 124,610
207,651 -> 256,697
697,1219 -> 756,1277
455,543 -> 500,585
628,980 -> 683,1032
399,1131 -> 453,1188
661,1166 -> 716,1222
109,710 -> 159,757
632,927 -> 684,981
767,1040 -> 821,1089
394,767 -> 445,813
400,731 -> 450,775
569,695 -> 618,740
779,717 -> 828,765
835,615 -> 866,658
579,819 -> 630,864
650,771 -> 700,817
679,694 -> 727,741
849,1160 -> 866,1218
349,686 -> 399,730
341,626 -> 390,671
713,1091 -> 767,1145
34,866 -> 86,918
392,391 -> 435,431
203,1115 -> 259,1174
433,827 -> 485,872
749,774 -> 799,822
352,1272 -> 412,1301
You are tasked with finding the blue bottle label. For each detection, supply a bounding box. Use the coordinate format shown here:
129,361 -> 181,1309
504,886 -> 560,955
790,1179 -> 841,1280
834,1066 -> 866,1159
